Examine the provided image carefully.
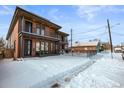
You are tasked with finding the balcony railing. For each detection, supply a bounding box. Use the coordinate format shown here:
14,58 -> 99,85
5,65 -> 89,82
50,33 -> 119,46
23,32 -> 61,41
33,27 -> 58,38
21,27 -> 68,42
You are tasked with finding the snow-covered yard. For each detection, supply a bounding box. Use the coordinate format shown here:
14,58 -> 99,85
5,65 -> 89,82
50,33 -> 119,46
64,53 -> 124,88
0,55 -> 94,88
0,53 -> 124,88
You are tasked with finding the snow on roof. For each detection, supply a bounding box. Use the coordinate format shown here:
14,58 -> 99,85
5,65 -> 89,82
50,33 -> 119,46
73,41 -> 99,47
114,47 -> 121,51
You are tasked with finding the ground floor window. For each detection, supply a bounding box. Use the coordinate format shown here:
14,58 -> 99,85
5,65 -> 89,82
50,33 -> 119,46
51,42 -> 53,52
35,41 -> 60,56
36,41 -> 40,52
55,42 -> 59,54
24,39 -> 32,56
40,41 -> 44,54
45,42 -> 49,54
36,41 -> 45,56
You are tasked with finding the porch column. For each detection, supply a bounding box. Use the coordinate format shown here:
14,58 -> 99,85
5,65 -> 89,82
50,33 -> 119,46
32,39 -> 36,56
20,36 -> 24,58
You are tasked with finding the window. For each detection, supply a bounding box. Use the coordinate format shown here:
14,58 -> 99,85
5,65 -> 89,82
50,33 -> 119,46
45,42 -> 48,53
56,44 -> 58,51
41,25 -> 45,36
36,24 -> 41,35
65,45 -> 68,49
27,41 -> 31,54
24,40 -> 32,56
64,37 -> 67,42
25,21 -> 32,33
51,43 -> 53,52
62,36 -> 64,41
36,42 -> 40,52
84,47 -> 87,50
41,41 -> 44,51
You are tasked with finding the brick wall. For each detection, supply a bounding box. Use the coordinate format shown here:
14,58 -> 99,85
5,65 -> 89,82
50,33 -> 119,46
10,20 -> 19,58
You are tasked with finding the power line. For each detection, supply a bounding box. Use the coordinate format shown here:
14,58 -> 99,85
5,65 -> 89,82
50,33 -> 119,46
112,31 -> 124,36
73,25 -> 106,35
73,31 -> 107,40
72,23 -> 120,36
75,34 -> 107,41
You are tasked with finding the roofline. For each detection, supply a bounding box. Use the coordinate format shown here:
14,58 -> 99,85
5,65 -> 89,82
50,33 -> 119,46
16,6 -> 61,28
72,41 -> 99,47
58,31 -> 69,36
6,7 -> 18,40
6,6 -> 62,40
72,45 -> 98,47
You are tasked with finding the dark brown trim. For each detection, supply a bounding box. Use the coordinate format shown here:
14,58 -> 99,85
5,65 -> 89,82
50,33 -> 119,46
6,8 -> 18,40
20,31 -> 60,41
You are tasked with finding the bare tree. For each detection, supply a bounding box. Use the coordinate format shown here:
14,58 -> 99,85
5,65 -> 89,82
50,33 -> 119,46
0,37 -> 5,53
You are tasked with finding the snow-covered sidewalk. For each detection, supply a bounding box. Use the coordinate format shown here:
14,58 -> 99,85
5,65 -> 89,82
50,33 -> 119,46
0,55 -> 94,88
64,53 -> 124,88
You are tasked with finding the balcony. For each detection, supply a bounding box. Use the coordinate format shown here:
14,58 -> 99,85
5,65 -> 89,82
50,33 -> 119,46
19,27 -> 60,41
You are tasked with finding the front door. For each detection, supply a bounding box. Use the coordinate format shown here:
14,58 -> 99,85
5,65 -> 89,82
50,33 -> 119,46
24,39 -> 32,56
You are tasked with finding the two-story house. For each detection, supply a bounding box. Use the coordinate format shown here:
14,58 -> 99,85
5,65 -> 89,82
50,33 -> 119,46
6,7 -> 69,58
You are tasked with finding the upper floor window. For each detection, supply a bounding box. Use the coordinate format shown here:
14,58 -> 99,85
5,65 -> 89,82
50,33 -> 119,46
25,21 -> 32,33
64,37 -> 67,42
36,24 -> 45,36
41,25 -> 45,36
36,24 -> 41,35
61,36 -> 67,42
62,36 -> 64,41
50,29 -> 55,37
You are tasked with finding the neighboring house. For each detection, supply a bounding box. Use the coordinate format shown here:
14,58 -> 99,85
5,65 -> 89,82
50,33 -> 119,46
114,46 -> 122,53
71,41 -> 100,54
121,42 -> 124,51
6,7 -> 69,58
100,42 -> 111,51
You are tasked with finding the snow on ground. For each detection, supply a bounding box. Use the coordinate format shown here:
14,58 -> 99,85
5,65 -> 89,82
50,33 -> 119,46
64,53 -> 124,88
0,55 -> 94,88
0,53 -> 124,88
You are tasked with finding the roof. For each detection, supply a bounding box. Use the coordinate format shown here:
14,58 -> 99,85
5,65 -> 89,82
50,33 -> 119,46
72,41 -> 99,47
6,6 -> 62,40
58,31 -> 69,36
114,47 -> 121,51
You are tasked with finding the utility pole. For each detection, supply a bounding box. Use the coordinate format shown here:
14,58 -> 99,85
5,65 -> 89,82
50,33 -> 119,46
107,19 -> 113,58
70,29 -> 73,56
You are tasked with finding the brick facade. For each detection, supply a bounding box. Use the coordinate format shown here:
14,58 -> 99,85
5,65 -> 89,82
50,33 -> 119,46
6,7 -> 69,58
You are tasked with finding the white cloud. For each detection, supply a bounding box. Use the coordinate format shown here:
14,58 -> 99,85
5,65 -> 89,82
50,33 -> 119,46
0,5 -> 13,15
75,5 -> 124,21
75,6 -> 107,21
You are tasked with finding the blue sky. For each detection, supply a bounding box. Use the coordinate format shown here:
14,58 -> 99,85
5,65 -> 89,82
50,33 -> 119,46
0,5 -> 124,45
